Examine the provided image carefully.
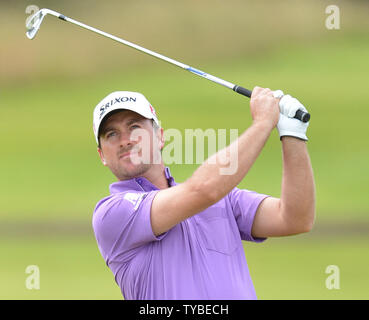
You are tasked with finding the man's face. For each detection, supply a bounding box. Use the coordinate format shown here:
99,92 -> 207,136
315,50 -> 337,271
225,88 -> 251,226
98,110 -> 164,180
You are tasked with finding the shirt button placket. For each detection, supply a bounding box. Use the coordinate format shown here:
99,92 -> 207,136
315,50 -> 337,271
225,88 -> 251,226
136,178 -> 144,191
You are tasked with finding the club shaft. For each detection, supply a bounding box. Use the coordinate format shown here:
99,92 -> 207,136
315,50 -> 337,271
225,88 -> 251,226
60,14 -> 236,91
44,10 -> 310,122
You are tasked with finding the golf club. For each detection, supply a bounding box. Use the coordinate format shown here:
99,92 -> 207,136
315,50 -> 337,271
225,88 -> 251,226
26,8 -> 310,123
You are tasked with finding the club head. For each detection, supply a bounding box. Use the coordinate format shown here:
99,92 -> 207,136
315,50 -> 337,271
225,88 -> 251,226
26,9 -> 47,40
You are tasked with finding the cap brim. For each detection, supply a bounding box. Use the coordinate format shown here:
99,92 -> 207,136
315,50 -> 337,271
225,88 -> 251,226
95,105 -> 158,144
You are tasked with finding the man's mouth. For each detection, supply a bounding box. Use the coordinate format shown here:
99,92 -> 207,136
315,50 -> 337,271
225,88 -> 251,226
119,152 -> 132,159
119,149 -> 140,160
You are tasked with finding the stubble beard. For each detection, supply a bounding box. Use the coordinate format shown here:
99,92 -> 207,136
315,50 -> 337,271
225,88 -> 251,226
113,161 -> 152,181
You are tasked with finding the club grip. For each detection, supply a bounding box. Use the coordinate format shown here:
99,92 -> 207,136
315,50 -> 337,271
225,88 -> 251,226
233,85 -> 310,123
233,85 -> 252,98
294,109 -> 310,123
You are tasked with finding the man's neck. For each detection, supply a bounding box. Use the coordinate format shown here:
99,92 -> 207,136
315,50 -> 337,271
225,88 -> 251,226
142,163 -> 169,190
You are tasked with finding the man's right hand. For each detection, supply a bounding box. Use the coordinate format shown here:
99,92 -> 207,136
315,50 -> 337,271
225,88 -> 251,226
250,86 -> 280,131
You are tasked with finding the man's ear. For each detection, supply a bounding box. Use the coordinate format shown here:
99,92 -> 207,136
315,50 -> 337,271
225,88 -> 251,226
97,147 -> 107,166
158,127 -> 165,150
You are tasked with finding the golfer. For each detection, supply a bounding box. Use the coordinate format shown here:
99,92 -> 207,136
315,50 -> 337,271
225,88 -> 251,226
92,87 -> 315,299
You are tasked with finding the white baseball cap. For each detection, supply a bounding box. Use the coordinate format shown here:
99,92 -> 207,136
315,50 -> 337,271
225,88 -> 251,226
93,91 -> 159,144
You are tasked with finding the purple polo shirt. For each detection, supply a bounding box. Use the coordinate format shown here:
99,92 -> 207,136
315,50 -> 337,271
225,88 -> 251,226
92,167 -> 268,300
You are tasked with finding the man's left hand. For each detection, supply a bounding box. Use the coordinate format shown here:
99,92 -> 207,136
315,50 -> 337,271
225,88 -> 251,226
276,93 -> 310,141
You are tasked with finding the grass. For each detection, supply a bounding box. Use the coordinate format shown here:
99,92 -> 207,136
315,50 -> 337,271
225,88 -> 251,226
246,236 -> 369,300
0,235 -> 122,300
0,235 -> 367,299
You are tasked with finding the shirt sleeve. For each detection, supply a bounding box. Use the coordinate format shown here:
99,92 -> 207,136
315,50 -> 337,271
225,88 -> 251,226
92,190 -> 163,265
228,187 -> 269,243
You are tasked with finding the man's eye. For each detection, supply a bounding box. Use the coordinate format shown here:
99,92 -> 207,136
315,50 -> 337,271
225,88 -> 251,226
130,125 -> 140,130
106,132 -> 117,138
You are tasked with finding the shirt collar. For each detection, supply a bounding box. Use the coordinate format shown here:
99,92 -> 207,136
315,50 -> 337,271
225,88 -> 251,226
109,166 -> 176,194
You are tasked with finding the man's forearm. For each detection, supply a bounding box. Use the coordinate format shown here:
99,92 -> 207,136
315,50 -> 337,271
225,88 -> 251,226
280,137 -> 316,232
150,87 -> 281,236
188,121 -> 273,204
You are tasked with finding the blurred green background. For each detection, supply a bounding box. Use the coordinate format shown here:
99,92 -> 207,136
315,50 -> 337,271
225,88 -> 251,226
1,0 -> 368,299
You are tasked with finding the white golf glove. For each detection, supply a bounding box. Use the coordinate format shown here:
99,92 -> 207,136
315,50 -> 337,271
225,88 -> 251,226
273,91 -> 309,141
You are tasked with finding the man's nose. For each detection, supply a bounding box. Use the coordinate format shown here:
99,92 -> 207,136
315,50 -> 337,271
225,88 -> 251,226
119,130 -> 134,148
